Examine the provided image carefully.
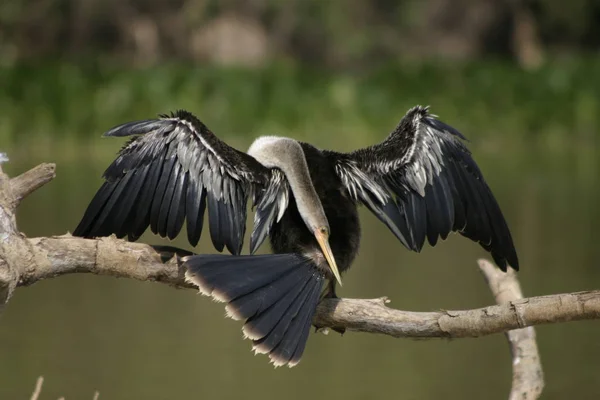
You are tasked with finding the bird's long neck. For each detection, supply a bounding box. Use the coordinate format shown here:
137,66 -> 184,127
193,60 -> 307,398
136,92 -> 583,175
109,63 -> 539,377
248,137 -> 328,230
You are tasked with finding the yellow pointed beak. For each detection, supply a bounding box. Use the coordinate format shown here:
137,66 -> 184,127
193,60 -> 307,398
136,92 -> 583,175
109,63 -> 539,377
314,229 -> 343,286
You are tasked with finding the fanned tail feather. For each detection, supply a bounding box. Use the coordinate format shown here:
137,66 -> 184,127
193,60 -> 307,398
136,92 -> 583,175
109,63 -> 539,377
184,253 -> 324,367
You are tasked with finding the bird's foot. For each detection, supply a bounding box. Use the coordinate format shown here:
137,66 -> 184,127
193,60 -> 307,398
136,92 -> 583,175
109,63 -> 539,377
315,281 -> 346,335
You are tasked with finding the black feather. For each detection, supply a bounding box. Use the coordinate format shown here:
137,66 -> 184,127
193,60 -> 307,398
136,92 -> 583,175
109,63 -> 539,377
150,155 -> 176,234
435,172 -> 454,239
229,182 -> 246,255
227,267 -> 308,320
275,278 -> 322,367
422,116 -> 467,140
186,178 -> 207,247
450,161 -> 481,239
207,193 -> 225,252
91,171 -> 133,236
331,106 -> 518,271
186,254 -> 299,302
244,273 -> 312,341
113,164 -> 150,238
73,181 -> 118,237
361,188 -> 413,250
448,160 -> 471,232
75,110 -> 274,255
221,200 -> 237,255
184,253 -> 323,367
405,191 -> 427,251
250,202 -> 276,254
166,170 -> 188,240
460,165 -> 493,246
104,119 -> 177,137
252,275 -> 314,355
250,183 -> 282,254
424,182 -> 442,246
131,158 -> 163,240
157,162 -> 181,237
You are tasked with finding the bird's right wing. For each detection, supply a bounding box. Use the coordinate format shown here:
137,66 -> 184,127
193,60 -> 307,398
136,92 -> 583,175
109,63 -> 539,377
74,110 -> 289,255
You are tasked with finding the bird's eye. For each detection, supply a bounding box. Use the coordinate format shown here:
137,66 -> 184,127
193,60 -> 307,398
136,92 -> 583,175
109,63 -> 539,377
320,227 -> 328,235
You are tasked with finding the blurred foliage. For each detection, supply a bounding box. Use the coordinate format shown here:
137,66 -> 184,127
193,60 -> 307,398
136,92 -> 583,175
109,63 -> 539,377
0,0 -> 599,68
1,60 -> 599,155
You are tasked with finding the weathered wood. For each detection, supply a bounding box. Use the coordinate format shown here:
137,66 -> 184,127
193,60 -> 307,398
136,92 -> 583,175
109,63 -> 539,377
7,233 -> 600,341
20,235 -> 194,289
479,259 -> 544,400
313,289 -> 599,338
0,161 -> 56,308
10,163 -> 56,207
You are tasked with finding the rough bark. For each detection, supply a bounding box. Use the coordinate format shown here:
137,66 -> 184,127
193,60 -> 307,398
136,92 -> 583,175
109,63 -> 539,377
2,229 -> 598,339
313,290 -> 598,338
4,225 -> 599,342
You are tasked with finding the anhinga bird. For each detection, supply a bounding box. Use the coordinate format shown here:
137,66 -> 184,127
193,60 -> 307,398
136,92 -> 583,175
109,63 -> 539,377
74,106 -> 518,367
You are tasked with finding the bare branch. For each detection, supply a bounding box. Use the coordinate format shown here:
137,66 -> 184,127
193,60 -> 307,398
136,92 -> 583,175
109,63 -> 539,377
479,259 -> 544,400
313,290 -> 599,337
9,232 -> 600,338
9,163 -> 56,207
19,235 -> 194,289
30,376 -> 44,400
24,374 -> 98,400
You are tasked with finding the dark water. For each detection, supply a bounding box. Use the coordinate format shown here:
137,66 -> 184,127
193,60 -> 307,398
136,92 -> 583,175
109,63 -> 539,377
1,135 -> 599,400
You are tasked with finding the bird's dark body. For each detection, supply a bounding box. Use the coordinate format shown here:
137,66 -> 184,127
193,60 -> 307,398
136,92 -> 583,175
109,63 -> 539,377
73,106 -> 519,367
270,143 -> 360,276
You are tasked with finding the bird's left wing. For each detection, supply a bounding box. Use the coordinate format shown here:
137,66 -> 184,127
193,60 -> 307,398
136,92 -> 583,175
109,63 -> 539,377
328,106 -> 518,271
74,110 -> 289,255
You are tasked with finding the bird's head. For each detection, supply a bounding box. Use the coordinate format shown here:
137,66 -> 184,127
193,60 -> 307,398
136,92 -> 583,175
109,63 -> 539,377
248,136 -> 343,286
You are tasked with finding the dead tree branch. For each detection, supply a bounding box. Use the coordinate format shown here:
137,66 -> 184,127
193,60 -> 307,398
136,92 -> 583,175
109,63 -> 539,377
27,375 -> 100,400
29,376 -> 44,400
479,259 -> 544,400
1,162 -> 599,336
312,290 -> 598,338
1,161 -> 597,400
4,231 -> 599,340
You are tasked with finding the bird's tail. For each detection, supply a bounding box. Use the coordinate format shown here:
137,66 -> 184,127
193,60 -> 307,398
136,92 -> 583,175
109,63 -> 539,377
184,253 -> 325,367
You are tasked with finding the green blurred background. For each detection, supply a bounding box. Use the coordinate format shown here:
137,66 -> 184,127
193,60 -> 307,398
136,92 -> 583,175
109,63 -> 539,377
1,1 -> 600,399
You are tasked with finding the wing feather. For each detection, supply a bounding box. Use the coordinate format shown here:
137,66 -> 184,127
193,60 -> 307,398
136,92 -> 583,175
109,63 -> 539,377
330,106 -> 518,271
75,181 -> 118,238
157,160 -> 181,238
166,168 -> 188,240
114,164 -> 150,238
186,179 -> 207,247
130,158 -> 163,240
249,169 -> 290,254
74,110 -> 287,255
93,171 -> 133,235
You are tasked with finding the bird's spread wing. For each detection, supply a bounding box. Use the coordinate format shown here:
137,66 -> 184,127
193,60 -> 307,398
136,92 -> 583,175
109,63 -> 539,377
329,105 -> 518,271
74,110 -> 288,255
